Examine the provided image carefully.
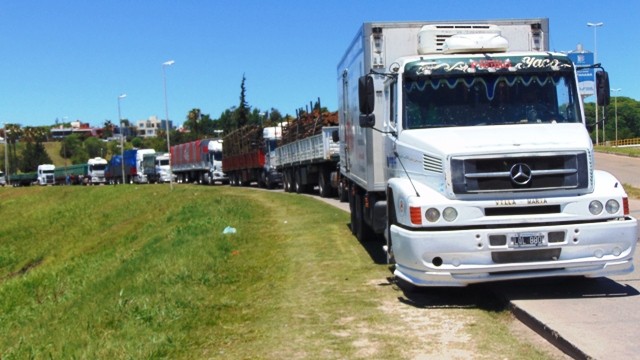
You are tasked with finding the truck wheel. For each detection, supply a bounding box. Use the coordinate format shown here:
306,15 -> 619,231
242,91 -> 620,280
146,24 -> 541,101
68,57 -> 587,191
287,170 -> 296,192
258,172 -> 267,188
265,174 -> 274,189
318,170 -> 334,198
338,182 -> 349,202
288,171 -> 295,192
354,191 -> 375,242
294,171 -> 307,194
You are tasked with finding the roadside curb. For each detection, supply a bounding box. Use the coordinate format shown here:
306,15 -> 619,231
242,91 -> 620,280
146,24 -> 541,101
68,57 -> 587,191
508,301 -> 592,360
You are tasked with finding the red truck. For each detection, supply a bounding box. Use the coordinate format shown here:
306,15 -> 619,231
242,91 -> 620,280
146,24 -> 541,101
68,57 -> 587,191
222,125 -> 281,188
171,139 -> 227,185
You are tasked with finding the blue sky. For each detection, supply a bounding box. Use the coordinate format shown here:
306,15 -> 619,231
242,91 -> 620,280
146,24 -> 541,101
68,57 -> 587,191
1,0 -> 637,127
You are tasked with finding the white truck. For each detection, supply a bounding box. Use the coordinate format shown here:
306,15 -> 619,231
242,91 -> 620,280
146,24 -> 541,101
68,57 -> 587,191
37,164 -> 55,185
277,126 -> 339,196
134,149 -> 156,183
142,152 -> 175,183
87,157 -> 108,184
338,19 -> 638,287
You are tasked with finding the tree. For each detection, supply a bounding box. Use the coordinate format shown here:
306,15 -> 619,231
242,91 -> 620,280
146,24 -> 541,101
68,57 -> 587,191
103,120 -> 115,138
21,142 -> 52,172
84,136 -> 107,158
19,126 -> 51,172
585,96 -> 640,143
218,108 -> 236,135
141,136 -> 168,153
236,74 -> 250,128
5,124 -> 22,174
60,134 -> 82,159
185,108 -> 202,138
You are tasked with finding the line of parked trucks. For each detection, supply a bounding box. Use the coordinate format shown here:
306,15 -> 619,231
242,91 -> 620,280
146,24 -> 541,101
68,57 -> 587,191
5,18 -> 636,288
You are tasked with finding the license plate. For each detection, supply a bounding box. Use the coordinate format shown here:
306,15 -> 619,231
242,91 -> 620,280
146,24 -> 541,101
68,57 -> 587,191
509,232 -> 547,248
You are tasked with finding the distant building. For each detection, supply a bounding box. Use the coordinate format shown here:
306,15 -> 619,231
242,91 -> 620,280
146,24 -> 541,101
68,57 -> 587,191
136,116 -> 173,138
51,121 -> 102,139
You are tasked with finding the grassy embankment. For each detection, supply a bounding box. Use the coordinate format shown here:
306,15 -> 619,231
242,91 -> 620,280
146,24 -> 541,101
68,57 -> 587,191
0,185 -> 560,359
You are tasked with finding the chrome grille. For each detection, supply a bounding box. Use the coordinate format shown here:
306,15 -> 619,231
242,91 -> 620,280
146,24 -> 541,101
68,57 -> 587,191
451,152 -> 589,194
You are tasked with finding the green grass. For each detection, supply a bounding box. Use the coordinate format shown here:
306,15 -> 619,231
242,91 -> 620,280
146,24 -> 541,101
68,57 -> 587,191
0,185 -> 561,359
596,145 -> 640,157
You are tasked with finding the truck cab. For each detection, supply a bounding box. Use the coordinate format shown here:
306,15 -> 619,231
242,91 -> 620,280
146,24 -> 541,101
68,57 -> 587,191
155,153 -> 176,183
340,20 -> 637,287
207,140 -> 227,184
37,164 -> 55,185
87,157 -> 108,184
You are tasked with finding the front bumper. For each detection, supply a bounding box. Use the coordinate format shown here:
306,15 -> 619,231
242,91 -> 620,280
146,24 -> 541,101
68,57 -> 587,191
391,217 -> 637,287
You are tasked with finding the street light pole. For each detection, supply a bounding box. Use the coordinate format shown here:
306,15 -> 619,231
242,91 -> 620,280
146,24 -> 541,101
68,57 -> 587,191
3,123 -> 8,186
162,60 -> 175,190
587,22 -> 603,145
612,88 -> 621,146
118,93 -> 127,184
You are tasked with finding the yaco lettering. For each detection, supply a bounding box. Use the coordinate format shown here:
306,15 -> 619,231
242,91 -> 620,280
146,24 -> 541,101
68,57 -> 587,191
517,57 -> 571,70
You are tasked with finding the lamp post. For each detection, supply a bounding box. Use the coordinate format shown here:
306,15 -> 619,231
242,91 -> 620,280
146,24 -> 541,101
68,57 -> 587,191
612,88 -> 621,146
162,60 -> 175,190
118,93 -> 127,184
3,123 -> 8,186
587,22 -> 603,145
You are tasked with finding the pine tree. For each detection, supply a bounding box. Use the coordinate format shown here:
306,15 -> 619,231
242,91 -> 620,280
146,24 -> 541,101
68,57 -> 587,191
236,74 -> 250,128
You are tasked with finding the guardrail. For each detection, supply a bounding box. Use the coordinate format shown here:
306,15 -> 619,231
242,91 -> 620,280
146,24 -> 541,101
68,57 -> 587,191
598,138 -> 640,147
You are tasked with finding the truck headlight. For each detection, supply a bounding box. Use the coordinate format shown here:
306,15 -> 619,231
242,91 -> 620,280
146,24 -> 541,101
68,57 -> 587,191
443,207 -> 458,222
589,200 -> 603,215
425,208 -> 440,222
605,199 -> 620,214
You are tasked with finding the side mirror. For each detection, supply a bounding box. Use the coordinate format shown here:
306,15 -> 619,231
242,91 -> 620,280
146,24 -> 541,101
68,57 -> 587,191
358,75 -> 376,128
596,70 -> 611,106
358,75 -> 375,115
331,130 -> 339,143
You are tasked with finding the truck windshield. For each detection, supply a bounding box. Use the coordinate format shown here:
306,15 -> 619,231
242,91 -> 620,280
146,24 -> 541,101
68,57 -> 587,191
91,164 -> 107,171
157,159 -> 169,166
403,73 -> 581,129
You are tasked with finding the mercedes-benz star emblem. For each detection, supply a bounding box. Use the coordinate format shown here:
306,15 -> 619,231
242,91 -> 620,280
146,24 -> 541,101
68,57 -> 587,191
509,163 -> 533,185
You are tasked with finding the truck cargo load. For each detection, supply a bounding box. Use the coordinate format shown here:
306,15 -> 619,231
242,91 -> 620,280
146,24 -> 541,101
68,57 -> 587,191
223,125 -> 281,188
275,109 -> 341,197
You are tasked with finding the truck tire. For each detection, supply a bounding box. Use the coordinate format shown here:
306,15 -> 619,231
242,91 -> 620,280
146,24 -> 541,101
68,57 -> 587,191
354,191 -> 375,242
294,170 -> 308,194
338,182 -> 349,202
283,170 -> 291,192
318,169 -> 334,198
265,173 -> 275,189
